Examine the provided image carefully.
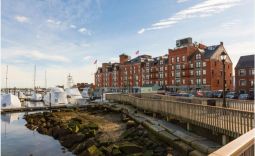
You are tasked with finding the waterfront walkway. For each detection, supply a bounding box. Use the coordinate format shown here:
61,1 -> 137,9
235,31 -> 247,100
107,102 -> 221,155
106,94 -> 254,139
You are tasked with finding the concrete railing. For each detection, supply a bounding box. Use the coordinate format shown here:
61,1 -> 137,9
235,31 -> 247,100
106,93 -> 254,138
136,93 -> 254,112
209,128 -> 255,156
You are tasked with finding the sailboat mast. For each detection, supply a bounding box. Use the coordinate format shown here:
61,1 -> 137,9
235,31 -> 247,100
45,70 -> 47,88
5,65 -> 8,90
34,65 -> 36,90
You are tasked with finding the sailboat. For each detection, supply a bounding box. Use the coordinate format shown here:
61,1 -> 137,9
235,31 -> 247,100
1,65 -> 22,108
30,65 -> 43,102
64,74 -> 83,104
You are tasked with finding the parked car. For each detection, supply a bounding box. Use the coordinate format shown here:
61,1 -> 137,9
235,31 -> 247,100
213,90 -> 223,98
249,92 -> 254,100
226,92 -> 238,99
179,93 -> 194,97
203,91 -> 214,98
238,94 -> 249,100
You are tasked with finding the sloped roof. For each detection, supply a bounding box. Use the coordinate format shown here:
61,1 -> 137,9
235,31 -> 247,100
235,55 -> 255,69
204,45 -> 220,59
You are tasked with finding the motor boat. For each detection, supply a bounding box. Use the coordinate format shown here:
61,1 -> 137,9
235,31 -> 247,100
81,87 -> 90,99
1,93 -> 21,108
43,87 -> 68,105
30,91 -> 43,102
65,88 -> 82,99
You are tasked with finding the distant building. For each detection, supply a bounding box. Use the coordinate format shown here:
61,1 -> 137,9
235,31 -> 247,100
235,55 -> 254,94
94,37 -> 233,93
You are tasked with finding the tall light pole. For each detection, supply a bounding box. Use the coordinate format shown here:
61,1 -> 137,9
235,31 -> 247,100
220,51 -> 227,107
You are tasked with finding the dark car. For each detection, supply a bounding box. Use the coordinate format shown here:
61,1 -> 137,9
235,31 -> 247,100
249,92 -> 254,100
213,90 -> 223,98
238,94 -> 249,100
226,92 -> 238,99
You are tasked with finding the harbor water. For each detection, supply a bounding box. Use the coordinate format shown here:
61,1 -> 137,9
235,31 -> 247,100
1,101 -> 74,156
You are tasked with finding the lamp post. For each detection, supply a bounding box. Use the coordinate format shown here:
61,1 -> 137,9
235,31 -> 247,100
220,51 -> 227,107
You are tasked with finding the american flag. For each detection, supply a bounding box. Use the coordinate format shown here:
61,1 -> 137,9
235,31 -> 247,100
135,50 -> 139,55
94,60 -> 97,64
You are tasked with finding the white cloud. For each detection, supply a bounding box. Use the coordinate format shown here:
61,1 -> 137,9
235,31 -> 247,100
221,19 -> 240,29
47,19 -> 61,25
83,56 -> 92,60
2,49 -> 70,63
176,0 -> 189,3
78,27 -> 91,35
1,63 -> 96,88
78,27 -> 87,33
138,0 -> 241,34
14,15 -> 29,23
70,24 -> 77,29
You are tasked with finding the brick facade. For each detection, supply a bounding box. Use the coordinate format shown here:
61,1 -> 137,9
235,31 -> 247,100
235,55 -> 254,94
94,38 -> 233,92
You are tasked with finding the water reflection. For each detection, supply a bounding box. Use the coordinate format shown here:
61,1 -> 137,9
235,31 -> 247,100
1,111 -> 74,156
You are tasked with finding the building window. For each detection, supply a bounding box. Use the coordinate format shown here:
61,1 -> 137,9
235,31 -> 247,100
240,80 -> 246,86
171,57 -> 174,63
160,60 -> 163,65
176,64 -> 180,70
196,70 -> 201,76
172,65 -> 174,70
239,69 -> 246,76
182,79 -> 185,84
171,71 -> 175,77
182,64 -> 185,69
182,71 -> 185,76
251,80 -> 254,86
203,62 -> 206,67
176,72 -> 180,77
191,79 -> 194,85
215,62 -> 217,66
176,79 -> 180,85
196,79 -> 201,85
165,66 -> 168,70
182,56 -> 185,62
196,62 -> 201,68
190,64 -> 194,68
196,54 -> 201,60
203,79 -> 206,84
203,70 -> 206,75
249,69 -> 255,75
217,80 -> 219,84
176,57 -> 180,62
190,70 -> 194,76
172,80 -> 174,84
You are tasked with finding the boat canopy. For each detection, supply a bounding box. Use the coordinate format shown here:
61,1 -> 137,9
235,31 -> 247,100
65,88 -> 81,96
1,94 -> 21,108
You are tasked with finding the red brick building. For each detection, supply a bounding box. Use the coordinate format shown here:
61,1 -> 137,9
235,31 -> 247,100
94,37 -> 233,93
235,55 -> 254,94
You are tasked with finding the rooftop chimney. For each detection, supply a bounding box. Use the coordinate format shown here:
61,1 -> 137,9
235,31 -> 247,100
220,42 -> 223,45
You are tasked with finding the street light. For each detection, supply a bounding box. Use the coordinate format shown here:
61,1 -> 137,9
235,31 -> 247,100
220,51 -> 227,107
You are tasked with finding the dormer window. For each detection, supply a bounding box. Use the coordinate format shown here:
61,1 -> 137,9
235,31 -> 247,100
196,54 -> 201,60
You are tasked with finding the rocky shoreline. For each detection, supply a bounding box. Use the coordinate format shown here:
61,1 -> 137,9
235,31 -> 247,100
24,106 -> 178,156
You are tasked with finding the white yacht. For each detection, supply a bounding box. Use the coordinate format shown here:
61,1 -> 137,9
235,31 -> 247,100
43,87 -> 68,105
65,88 -> 82,99
1,93 -> 21,108
81,87 -> 90,99
30,91 -> 43,102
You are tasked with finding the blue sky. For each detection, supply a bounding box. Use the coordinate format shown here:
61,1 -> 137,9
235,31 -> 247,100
1,0 -> 254,88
